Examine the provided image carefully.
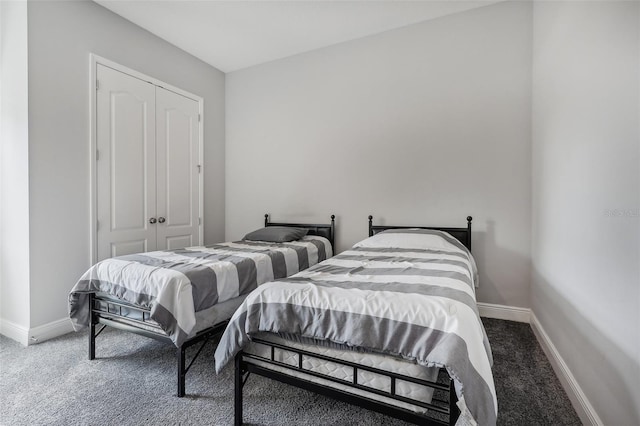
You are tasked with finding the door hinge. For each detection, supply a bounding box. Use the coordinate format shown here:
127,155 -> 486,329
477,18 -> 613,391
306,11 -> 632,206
198,113 -> 201,122
96,150 -> 100,161
197,165 -> 201,173
96,80 -> 100,90
199,217 -> 202,225
96,220 -> 100,231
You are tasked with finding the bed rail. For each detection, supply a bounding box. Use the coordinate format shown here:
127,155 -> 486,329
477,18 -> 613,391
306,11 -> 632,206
234,338 -> 460,426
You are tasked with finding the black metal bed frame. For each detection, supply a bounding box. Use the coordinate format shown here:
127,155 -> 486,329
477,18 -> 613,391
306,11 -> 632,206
88,294 -> 227,397
264,213 -> 336,249
88,213 -> 336,397
234,216 -> 472,425
369,215 -> 473,251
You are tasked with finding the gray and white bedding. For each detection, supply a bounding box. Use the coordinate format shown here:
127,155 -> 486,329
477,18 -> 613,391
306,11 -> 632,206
214,229 -> 497,426
69,236 -> 332,347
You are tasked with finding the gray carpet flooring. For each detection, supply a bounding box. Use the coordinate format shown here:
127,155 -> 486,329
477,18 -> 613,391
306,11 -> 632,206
0,318 -> 581,425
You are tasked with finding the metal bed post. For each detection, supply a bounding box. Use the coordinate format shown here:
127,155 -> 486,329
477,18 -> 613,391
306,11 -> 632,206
234,353 -> 244,426
449,378 -> 460,425
466,216 -> 473,252
177,346 -> 186,397
88,293 -> 96,360
330,214 -> 336,248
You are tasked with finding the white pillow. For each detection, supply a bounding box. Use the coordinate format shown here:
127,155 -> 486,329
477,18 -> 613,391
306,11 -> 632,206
354,229 -> 460,252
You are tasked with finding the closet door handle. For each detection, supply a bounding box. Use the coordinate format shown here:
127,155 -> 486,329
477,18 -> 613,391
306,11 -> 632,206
149,217 -> 157,224
158,217 -> 166,224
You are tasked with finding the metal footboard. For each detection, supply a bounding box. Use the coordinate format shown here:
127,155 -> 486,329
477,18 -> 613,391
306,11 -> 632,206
234,337 -> 460,425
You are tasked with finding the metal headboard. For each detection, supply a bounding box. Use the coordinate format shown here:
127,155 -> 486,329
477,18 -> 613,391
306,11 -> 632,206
265,213 -> 336,249
368,215 -> 472,252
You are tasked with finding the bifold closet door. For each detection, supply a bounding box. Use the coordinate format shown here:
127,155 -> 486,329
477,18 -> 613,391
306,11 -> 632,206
155,87 -> 200,250
96,64 -> 157,261
96,64 -> 201,261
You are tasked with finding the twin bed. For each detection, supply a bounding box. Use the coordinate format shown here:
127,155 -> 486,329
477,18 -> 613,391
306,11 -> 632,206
69,214 -> 496,425
69,214 -> 335,396
216,216 -> 496,426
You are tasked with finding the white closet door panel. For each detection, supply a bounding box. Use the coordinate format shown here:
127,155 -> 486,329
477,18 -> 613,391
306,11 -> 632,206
96,64 -> 156,261
155,87 -> 200,250
166,236 -> 194,251
111,240 -> 147,258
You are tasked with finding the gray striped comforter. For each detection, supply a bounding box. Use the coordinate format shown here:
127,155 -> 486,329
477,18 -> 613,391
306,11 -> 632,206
214,230 -> 497,426
69,236 -> 332,347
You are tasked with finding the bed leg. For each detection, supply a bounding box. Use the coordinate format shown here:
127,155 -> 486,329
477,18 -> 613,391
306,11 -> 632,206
449,378 -> 460,425
88,323 -> 96,360
177,346 -> 186,397
88,293 -> 96,360
234,352 -> 243,426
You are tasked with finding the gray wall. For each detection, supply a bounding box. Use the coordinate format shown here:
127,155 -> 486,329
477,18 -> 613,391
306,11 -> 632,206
26,0 -> 225,328
0,0 -> 31,333
225,1 -> 533,308
532,1 -> 639,424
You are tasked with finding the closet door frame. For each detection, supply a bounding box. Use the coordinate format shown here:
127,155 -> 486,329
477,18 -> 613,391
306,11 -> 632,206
89,54 -> 204,264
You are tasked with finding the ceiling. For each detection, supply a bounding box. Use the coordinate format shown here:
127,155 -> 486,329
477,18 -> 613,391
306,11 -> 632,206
95,0 -> 500,73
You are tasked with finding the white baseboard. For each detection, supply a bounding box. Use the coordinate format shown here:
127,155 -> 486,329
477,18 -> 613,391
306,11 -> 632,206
29,317 -> 74,344
477,302 -> 531,323
0,318 -> 29,346
530,313 -> 603,426
0,317 -> 73,346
